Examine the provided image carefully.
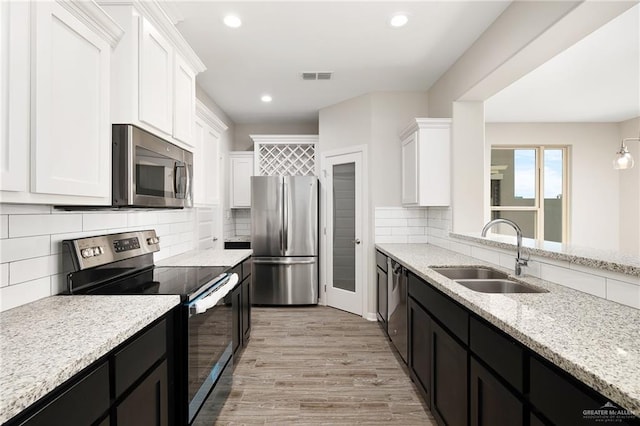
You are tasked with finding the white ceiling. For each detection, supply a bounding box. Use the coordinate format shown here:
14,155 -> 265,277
172,1 -> 510,124
485,3 -> 640,123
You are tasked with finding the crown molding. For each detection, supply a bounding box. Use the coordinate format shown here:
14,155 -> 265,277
196,99 -> 229,136
400,117 -> 452,140
58,0 -> 124,48
250,135 -> 319,145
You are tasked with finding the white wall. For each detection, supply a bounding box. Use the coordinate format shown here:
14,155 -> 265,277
618,117 -> 640,255
234,122 -> 319,151
486,122 -> 622,251
0,204 -> 203,312
318,91 -> 428,318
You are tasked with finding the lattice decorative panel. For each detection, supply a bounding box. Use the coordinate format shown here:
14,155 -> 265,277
258,144 -> 316,176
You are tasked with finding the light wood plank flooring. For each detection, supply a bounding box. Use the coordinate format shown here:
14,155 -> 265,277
215,306 -> 436,425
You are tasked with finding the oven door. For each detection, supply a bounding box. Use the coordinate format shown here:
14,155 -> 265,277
186,278 -> 234,424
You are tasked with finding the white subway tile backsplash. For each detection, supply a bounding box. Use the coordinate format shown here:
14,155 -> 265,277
377,218 -> 407,227
0,204 -> 51,215
0,216 -> 7,239
83,213 -> 128,231
0,235 -> 50,263
0,263 -> 8,287
606,279 -> 640,309
569,262 -> 640,285
449,241 -> 472,256
9,255 -> 58,285
407,218 -> 428,227
9,214 -> 82,238
540,263 -> 606,298
428,236 -> 451,250
470,246 -> 501,266
375,209 -> 395,219
0,277 -> 51,311
50,272 -> 68,295
127,211 -> 159,227
376,235 -> 407,243
375,227 -> 392,236
408,235 -> 429,243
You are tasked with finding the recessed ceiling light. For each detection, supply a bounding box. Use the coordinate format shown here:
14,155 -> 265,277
223,15 -> 242,28
261,95 -> 272,103
390,13 -> 408,28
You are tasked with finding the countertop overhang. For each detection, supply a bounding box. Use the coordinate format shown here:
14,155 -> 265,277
376,243 -> 640,417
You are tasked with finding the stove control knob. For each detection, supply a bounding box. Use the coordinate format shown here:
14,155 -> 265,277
94,247 -> 104,255
147,237 -> 160,245
81,248 -> 93,258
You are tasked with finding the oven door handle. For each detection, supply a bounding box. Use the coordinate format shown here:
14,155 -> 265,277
191,273 -> 239,315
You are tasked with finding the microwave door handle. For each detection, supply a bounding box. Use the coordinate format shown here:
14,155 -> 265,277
173,162 -> 179,197
186,163 -> 192,202
174,162 -> 186,199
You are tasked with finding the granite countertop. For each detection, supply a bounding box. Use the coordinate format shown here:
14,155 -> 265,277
157,248 -> 252,267
225,235 -> 251,243
451,232 -> 640,277
376,243 -> 640,417
0,295 -> 180,424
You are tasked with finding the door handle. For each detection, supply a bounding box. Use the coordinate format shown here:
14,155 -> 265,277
352,239 -> 361,245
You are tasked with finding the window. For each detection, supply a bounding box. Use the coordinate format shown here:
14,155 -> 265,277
490,146 -> 568,243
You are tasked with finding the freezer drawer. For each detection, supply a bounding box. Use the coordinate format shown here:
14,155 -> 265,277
252,257 -> 318,305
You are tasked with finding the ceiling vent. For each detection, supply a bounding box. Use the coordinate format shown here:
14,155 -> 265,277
302,72 -> 333,81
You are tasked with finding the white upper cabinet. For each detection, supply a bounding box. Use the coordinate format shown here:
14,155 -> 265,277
229,152 -> 254,208
400,118 -> 451,207
101,1 -> 205,148
0,1 -> 123,205
193,100 -> 227,206
173,54 -> 196,145
139,16 -> 173,135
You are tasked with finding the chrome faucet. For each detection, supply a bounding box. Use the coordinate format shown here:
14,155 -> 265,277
481,218 -> 528,276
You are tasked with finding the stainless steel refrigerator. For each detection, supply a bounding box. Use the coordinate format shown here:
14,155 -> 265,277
251,176 -> 318,305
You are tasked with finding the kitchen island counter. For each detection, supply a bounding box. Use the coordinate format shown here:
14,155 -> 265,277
376,243 -> 640,417
0,295 -> 179,424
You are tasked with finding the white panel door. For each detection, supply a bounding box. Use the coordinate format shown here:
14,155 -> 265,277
173,53 -> 195,145
401,132 -> 419,205
230,155 -> 253,208
32,1 -> 110,198
203,127 -> 220,205
139,16 -> 173,135
0,1 -> 29,192
323,150 -> 364,316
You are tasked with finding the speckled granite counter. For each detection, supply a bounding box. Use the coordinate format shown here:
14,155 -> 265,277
0,295 -> 179,424
376,243 -> 640,417
157,248 -> 252,267
451,232 -> 640,277
225,235 -> 251,243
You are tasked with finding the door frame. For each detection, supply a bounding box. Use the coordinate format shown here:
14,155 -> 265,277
320,144 -> 370,319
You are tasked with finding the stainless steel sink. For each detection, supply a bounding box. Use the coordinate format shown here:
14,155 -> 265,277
455,279 -> 548,294
431,267 -> 508,280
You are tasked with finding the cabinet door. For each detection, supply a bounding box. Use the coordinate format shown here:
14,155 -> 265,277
376,267 -> 387,330
230,155 -> 253,208
116,360 -> 169,426
470,358 -> 523,426
193,117 -> 206,205
203,127 -> 220,205
173,53 -> 195,145
401,133 -> 419,205
0,1 -> 29,192
242,275 -> 251,344
32,1 -> 111,198
231,284 -> 242,356
139,16 -> 173,135
408,297 -> 430,407
431,320 -> 468,426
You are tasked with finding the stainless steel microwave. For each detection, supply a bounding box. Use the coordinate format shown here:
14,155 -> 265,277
112,124 -> 193,208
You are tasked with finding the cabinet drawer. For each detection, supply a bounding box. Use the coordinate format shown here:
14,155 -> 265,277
376,251 -> 388,272
114,319 -> 167,398
242,257 -> 252,280
530,356 -> 605,426
20,362 -> 109,426
408,272 -> 468,343
470,316 -> 523,392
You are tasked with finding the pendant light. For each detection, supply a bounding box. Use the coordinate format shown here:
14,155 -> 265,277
613,136 -> 639,170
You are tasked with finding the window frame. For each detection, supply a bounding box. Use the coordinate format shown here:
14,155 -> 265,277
490,145 -> 570,243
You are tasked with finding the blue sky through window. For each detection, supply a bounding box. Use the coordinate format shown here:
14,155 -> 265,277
514,150 -> 536,199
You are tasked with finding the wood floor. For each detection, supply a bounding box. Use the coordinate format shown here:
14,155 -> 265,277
215,306 -> 436,425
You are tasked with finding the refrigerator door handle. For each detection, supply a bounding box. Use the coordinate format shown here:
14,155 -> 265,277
253,258 -> 316,265
283,180 -> 288,253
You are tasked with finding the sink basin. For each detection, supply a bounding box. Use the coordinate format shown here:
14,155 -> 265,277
432,267 -> 508,280
455,279 -> 548,294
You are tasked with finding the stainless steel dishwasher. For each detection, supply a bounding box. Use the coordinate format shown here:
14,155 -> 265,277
388,260 -> 407,362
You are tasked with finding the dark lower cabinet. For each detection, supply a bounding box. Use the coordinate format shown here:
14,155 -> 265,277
232,257 -> 252,358
10,314 -> 173,426
530,412 -> 546,426
376,250 -> 388,331
469,358 -> 523,426
117,360 -> 168,426
231,283 -> 242,356
431,320 -> 468,426
408,297 -> 430,407
242,274 -> 251,343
